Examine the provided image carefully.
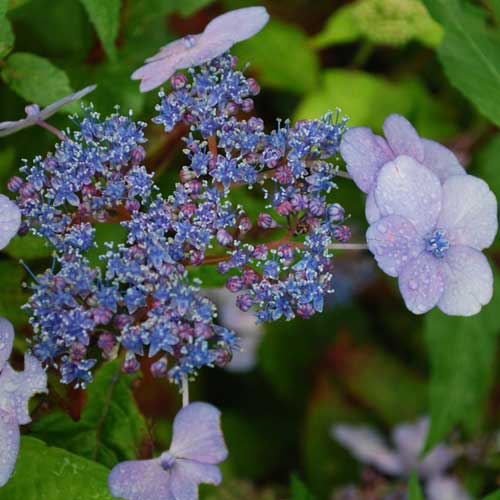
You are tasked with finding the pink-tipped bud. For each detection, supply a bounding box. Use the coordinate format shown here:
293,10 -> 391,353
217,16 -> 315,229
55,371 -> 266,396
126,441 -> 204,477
170,73 -> 188,90
247,78 -> 260,95
257,213 -> 277,229
7,176 -> 23,193
216,228 -> 232,247
150,357 -> 168,378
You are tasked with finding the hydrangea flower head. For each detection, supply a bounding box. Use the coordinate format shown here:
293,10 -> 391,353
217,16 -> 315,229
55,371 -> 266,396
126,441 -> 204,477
0,85 -> 96,137
366,157 -> 497,315
132,7 -> 269,92
0,194 -> 21,250
0,317 -> 47,487
340,114 -> 465,223
108,402 -> 228,500
332,417 -> 470,500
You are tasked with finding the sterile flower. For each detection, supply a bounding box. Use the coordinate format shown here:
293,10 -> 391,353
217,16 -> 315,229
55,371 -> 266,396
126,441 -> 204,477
108,402 -> 228,500
0,317 -> 47,487
332,417 -> 470,500
0,85 -> 96,137
340,114 -> 465,223
0,194 -> 21,250
131,7 -> 269,92
366,156 -> 497,315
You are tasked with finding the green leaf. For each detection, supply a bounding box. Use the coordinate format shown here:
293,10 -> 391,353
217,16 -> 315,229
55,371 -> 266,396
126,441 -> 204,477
311,4 -> 360,48
233,19 -> 320,93
4,233 -> 53,260
422,0 -> 500,126
290,475 -> 315,500
0,260 -> 29,327
483,491 -> 500,500
312,0 -> 442,49
408,472 -> 424,500
86,223 -> 127,269
0,15 -> 14,58
80,0 -> 121,60
477,133 -> 500,201
0,437 -> 113,500
167,0 -> 214,16
31,360 -> 147,468
1,52 -> 76,111
295,69 -> 458,138
424,271 -> 500,451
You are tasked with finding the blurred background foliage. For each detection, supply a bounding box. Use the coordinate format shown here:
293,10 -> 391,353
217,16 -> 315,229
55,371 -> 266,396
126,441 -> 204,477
2,0 -> 500,499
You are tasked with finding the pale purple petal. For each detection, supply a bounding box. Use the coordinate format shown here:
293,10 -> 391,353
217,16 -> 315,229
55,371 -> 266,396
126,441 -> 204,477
398,252 -> 445,314
0,195 -> 21,250
340,127 -> 394,193
0,318 -> 14,372
0,410 -> 19,487
367,215 -> 424,277
108,458 -> 174,500
145,38 -> 198,63
204,7 -> 269,43
170,402 -> 228,464
375,155 -> 441,235
382,114 -> 424,162
132,7 -> 269,92
169,460 -> 222,500
438,246 -> 493,316
0,354 -> 47,425
0,85 -> 96,138
437,175 -> 498,250
365,189 -> 382,224
426,476 -> 471,500
392,418 -> 456,478
421,139 -> 465,182
332,424 -> 404,476
392,418 -> 427,472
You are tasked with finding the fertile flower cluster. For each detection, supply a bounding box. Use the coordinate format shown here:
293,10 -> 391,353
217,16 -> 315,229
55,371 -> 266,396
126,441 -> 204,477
11,52 -> 347,387
155,53 -> 348,322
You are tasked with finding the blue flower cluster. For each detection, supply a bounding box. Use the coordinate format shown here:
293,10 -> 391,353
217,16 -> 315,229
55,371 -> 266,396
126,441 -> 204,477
13,52 -> 347,387
155,54 -> 349,322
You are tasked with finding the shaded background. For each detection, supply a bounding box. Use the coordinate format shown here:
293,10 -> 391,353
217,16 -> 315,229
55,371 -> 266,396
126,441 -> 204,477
1,0 -> 500,499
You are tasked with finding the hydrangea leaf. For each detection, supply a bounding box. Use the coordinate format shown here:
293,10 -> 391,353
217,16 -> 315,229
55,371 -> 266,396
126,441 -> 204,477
0,261 -> 29,327
408,472 -> 424,500
295,70 -> 457,139
310,4 -> 360,48
312,0 -> 442,49
0,437 -> 113,500
9,0 -> 92,59
0,15 -> 14,58
1,53 -> 77,112
424,271 -> 500,452
4,233 -> 53,260
86,223 -> 127,270
290,475 -> 315,500
79,0 -> 120,60
422,0 -> 500,126
233,19 -> 319,93
30,360 -> 147,468
483,491 -> 500,500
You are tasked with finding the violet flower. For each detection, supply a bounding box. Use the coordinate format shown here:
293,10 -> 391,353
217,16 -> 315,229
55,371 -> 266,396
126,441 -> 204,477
0,194 -> 21,250
0,85 -> 96,137
332,417 -> 470,500
340,114 -> 465,223
132,7 -> 269,92
0,317 -> 47,487
108,402 -> 228,500
366,157 -> 497,315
